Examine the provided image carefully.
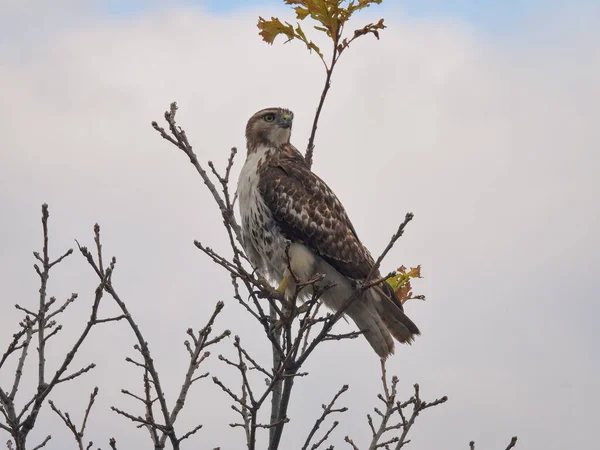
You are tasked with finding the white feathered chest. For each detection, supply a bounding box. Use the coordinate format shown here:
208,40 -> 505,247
237,146 -> 290,281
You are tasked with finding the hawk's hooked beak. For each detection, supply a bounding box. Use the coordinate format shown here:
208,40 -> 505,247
278,114 -> 293,129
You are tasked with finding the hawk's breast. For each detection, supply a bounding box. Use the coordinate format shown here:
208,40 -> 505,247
238,145 -> 290,281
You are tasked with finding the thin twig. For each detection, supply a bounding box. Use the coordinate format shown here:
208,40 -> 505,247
344,436 -> 360,450
302,385 -> 348,450
305,23 -> 342,168
152,103 -> 242,242
30,436 -> 51,450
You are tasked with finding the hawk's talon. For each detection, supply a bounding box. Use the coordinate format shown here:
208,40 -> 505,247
255,276 -> 282,298
255,275 -> 292,302
256,276 -> 273,290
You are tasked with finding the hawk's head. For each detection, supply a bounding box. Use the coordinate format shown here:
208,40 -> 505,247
246,107 -> 294,152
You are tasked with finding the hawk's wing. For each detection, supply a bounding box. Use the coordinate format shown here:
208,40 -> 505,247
258,144 -> 375,280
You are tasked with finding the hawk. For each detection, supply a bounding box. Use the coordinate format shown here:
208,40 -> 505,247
237,107 -> 420,358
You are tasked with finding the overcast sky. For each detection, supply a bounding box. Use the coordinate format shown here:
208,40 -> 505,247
1,1 -> 598,449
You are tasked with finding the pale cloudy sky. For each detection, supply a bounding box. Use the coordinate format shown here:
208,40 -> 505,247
0,1 -> 598,449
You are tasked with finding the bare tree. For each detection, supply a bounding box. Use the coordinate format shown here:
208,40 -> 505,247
0,205 -> 126,450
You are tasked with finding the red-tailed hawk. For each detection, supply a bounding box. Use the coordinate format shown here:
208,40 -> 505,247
237,107 -> 419,358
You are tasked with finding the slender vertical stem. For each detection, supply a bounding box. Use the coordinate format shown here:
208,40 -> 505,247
268,305 -> 283,446
37,205 -> 50,390
305,28 -> 342,169
268,372 -> 295,450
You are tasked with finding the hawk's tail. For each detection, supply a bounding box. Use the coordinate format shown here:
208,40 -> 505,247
346,283 -> 420,359
374,282 -> 420,346
346,296 -> 395,359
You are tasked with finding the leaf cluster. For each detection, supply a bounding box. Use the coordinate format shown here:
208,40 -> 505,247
258,0 -> 386,68
386,266 -> 426,304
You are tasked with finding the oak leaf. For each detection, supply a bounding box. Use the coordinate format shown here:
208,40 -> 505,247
386,265 -> 425,305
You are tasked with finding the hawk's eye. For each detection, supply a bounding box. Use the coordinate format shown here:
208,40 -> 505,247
263,113 -> 275,122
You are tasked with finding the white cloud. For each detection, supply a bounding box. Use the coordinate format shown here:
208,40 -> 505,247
0,2 -> 598,449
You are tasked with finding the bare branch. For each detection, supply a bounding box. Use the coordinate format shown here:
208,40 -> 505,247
505,437 -> 518,450
110,406 -> 167,432
0,316 -> 38,370
49,387 -> 99,450
48,248 -> 73,269
9,327 -> 33,400
56,363 -> 96,384
178,424 -> 203,443
13,305 -> 36,317
124,357 -> 147,370
121,389 -> 147,404
305,20 -> 343,168
212,377 -> 249,408
2,205 -> 120,450
78,225 -> 178,446
158,302 -> 229,448
151,102 -> 242,242
302,385 -> 348,450
368,213 -> 414,282
30,436 -> 51,450
344,436 -> 360,450
45,293 -> 78,322
80,387 -> 99,438
323,331 -> 362,342
93,315 -> 128,324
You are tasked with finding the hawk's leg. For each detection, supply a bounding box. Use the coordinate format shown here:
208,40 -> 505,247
277,274 -> 291,294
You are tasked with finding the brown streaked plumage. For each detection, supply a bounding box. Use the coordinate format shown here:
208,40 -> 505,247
237,107 -> 420,358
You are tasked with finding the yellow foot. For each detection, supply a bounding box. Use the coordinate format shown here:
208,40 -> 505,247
276,275 -> 291,294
